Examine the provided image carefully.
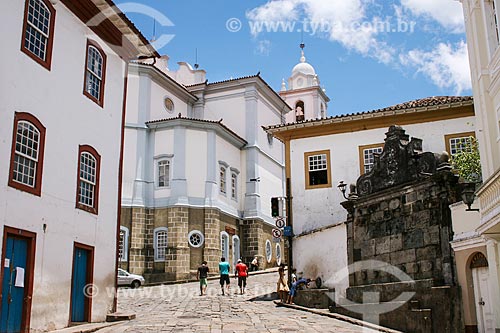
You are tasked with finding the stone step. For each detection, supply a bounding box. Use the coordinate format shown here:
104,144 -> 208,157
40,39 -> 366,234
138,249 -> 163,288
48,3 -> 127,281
106,312 -> 136,322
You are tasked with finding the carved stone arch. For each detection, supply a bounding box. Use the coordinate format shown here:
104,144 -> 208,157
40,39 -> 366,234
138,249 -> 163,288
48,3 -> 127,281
470,252 -> 488,269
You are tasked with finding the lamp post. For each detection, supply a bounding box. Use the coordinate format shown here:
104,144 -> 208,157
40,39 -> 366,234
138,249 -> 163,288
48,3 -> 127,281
460,182 -> 479,212
337,181 -> 348,200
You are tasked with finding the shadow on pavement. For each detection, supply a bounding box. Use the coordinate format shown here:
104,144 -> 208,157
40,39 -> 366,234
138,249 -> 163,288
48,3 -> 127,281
247,292 -> 279,302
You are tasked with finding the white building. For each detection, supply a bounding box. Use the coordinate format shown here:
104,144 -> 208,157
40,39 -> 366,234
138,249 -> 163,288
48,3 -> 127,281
452,1 -> 500,332
0,0 -> 157,330
120,57 -> 291,281
266,96 -> 476,298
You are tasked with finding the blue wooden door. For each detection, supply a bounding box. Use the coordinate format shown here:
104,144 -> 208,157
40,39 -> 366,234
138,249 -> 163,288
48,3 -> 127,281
0,236 -> 28,333
71,248 -> 88,322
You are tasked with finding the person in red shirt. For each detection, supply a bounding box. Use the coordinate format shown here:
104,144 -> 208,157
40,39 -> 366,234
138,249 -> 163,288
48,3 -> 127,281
234,259 -> 248,294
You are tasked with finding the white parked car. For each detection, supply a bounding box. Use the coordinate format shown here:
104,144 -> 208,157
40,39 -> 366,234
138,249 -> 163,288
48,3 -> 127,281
118,268 -> 145,288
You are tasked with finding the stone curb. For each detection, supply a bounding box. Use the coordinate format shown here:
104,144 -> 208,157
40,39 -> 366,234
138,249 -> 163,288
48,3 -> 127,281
50,321 -> 121,333
273,301 -> 403,333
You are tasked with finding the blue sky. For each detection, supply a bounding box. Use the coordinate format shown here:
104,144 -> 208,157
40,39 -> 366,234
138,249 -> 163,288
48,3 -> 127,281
116,0 -> 471,116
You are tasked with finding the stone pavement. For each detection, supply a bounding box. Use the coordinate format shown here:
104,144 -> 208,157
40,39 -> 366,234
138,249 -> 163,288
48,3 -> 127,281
96,271 -> 378,333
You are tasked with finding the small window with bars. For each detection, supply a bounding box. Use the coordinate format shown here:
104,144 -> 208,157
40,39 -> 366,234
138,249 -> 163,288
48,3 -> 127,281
231,173 -> 237,199
220,167 -> 227,194
154,228 -> 168,261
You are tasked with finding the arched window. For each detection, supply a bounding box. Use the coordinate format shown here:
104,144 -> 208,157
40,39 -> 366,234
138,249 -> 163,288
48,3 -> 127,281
21,0 -> 56,69
295,101 -> 305,122
84,40 -> 107,106
232,235 -> 241,270
9,112 -> 46,196
219,161 -> 229,195
321,103 -> 326,119
76,145 -> 101,214
119,226 -> 129,262
154,227 -> 168,261
220,231 -> 229,260
265,240 -> 272,263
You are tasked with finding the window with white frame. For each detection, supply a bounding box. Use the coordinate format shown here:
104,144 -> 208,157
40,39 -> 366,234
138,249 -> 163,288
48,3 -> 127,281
231,173 -> 237,199
158,160 -> 170,187
265,240 -> 272,263
21,0 -> 55,69
221,232 -> 229,259
445,132 -> 476,156
76,145 -> 101,214
154,227 -> 168,261
359,144 -> 384,175
84,41 -> 106,106
119,226 -> 129,262
230,167 -> 239,200
188,230 -> 204,248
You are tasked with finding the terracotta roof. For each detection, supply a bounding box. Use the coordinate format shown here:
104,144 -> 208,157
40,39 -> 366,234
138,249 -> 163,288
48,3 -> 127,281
185,74 -> 260,87
146,114 -> 247,145
265,96 -> 474,130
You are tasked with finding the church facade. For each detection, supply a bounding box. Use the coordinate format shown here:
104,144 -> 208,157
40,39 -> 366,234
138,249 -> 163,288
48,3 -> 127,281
118,55 -> 302,282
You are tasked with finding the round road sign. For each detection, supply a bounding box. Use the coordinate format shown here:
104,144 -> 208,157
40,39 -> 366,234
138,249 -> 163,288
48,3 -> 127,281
272,229 -> 282,238
275,218 -> 285,228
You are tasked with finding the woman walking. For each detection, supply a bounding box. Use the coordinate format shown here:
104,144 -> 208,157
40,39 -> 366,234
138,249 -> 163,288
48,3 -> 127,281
276,263 -> 289,302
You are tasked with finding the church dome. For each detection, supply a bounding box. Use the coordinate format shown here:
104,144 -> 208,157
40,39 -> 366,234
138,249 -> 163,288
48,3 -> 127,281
292,50 -> 316,76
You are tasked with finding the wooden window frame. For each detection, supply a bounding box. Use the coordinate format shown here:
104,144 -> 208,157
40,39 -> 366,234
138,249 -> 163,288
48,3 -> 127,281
8,112 -> 46,196
20,0 -> 56,70
444,131 -> 476,156
83,40 -> 107,107
304,149 -> 332,190
358,143 -> 384,175
75,145 -> 101,215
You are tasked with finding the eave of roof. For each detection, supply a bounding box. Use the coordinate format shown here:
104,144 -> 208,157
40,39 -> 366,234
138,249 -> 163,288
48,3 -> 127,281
187,73 -> 292,112
146,115 -> 248,148
130,63 -> 198,102
265,96 -> 475,141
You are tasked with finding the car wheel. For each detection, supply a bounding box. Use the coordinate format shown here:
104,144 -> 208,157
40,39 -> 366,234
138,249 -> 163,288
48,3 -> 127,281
131,280 -> 141,289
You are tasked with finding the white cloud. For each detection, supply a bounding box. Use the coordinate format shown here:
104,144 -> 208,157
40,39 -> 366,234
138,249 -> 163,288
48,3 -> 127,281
246,0 -> 395,64
399,41 -> 472,94
255,40 -> 272,56
400,0 -> 465,33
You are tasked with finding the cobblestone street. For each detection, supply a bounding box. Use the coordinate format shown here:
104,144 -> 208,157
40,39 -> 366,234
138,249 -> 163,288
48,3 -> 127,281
100,272 -> 377,333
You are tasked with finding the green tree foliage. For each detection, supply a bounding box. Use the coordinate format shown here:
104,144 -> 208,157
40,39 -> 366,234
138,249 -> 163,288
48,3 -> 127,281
450,137 -> 482,183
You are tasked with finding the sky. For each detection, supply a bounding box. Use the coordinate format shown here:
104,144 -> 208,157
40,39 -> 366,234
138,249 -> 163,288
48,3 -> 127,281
115,0 -> 472,116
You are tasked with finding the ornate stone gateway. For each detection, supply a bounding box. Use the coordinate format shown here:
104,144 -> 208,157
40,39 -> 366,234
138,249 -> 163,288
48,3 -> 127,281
336,126 -> 463,333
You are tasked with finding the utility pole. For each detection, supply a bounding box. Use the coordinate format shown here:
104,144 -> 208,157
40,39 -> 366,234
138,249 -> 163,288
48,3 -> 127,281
285,177 -> 293,285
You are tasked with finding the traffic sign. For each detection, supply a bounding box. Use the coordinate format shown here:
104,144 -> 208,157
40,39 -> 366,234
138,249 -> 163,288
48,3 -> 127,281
283,226 -> 293,237
272,237 -> 281,243
275,217 -> 285,228
272,228 -> 282,238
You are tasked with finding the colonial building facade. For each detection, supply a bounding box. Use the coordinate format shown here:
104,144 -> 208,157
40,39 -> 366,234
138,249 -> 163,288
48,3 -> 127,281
266,96 -> 476,301
119,58 -> 290,282
0,0 -> 156,331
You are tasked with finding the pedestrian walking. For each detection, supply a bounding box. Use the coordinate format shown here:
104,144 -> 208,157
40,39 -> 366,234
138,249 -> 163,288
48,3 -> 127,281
287,277 -> 311,304
276,263 -> 289,302
219,257 -> 231,295
234,259 -> 248,294
251,256 -> 259,271
196,260 -> 209,296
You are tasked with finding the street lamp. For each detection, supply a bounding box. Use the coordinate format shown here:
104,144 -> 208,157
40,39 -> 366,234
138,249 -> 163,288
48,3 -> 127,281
337,181 -> 348,199
460,182 -> 479,212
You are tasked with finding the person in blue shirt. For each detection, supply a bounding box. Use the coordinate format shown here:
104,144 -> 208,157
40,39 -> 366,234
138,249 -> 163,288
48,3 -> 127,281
287,277 -> 311,304
218,257 -> 231,295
